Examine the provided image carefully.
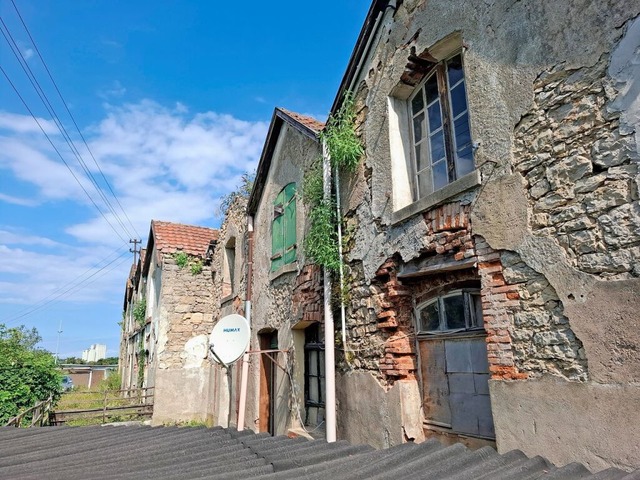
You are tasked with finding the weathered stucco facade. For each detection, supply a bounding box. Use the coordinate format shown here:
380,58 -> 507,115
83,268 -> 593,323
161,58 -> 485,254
244,109 -> 325,437
332,0 -> 640,471
120,0 -> 639,472
208,196 -> 248,428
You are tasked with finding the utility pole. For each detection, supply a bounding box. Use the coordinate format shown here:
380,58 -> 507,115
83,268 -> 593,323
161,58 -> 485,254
55,319 -> 62,364
129,238 -> 141,264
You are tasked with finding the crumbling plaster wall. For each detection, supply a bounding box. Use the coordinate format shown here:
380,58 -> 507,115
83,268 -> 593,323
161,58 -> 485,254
246,124 -> 322,435
338,0 -> 640,468
208,196 -> 247,428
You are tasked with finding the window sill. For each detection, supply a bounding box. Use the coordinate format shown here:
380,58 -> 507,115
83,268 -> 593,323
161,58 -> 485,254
269,262 -> 297,282
416,329 -> 486,341
391,170 -> 481,225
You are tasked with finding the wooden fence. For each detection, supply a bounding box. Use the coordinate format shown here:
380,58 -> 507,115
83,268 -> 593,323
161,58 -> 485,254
5,395 -> 55,427
51,387 -> 154,426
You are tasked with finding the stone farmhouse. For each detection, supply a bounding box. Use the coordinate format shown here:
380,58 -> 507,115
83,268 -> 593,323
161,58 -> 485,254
119,0 -> 640,473
120,220 -> 218,423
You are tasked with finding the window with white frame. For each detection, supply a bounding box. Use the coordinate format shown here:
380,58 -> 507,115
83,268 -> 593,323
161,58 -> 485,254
408,53 -> 474,200
417,289 -> 483,334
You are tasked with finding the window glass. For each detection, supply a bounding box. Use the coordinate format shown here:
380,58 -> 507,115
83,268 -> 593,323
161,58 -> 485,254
432,159 -> 449,191
429,130 -> 446,163
472,294 -> 483,329
407,52 -> 474,202
415,142 -> 430,173
443,294 -> 466,329
449,83 -> 468,118
420,300 -> 440,331
447,55 -> 464,86
411,90 -> 424,115
424,75 -> 439,104
413,113 -> 425,144
417,290 -> 483,333
427,102 -> 442,132
417,170 -> 433,199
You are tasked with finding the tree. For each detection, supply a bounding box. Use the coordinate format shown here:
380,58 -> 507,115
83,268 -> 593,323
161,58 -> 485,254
0,324 -> 62,425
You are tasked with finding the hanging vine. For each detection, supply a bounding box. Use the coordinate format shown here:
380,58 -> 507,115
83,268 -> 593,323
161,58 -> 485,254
302,93 -> 363,275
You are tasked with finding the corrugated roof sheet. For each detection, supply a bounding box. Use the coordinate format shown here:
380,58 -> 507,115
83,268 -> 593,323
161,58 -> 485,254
0,426 -> 636,480
151,221 -> 218,258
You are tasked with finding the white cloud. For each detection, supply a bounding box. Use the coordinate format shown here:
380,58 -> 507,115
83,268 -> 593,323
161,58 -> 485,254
0,193 -> 38,207
0,101 -> 269,308
0,228 -> 60,247
0,111 -> 58,134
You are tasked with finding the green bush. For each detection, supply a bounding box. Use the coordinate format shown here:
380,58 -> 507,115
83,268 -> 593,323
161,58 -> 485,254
0,324 -> 61,425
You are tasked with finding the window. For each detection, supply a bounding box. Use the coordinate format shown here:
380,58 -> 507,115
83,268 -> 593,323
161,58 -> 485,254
271,183 -> 296,272
408,53 -> 474,200
417,289 -> 483,333
222,237 -> 236,298
304,324 -> 325,426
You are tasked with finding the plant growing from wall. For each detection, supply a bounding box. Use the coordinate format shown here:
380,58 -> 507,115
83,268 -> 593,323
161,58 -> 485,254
173,251 -> 189,268
218,171 -> 255,217
137,336 -> 146,389
173,252 -> 204,276
302,92 -> 364,275
190,259 -> 203,275
321,92 -> 363,172
302,161 -> 341,271
133,299 -> 146,329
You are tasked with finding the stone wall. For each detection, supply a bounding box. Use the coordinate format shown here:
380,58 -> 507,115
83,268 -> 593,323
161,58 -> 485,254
514,58 -> 639,279
155,256 -> 215,369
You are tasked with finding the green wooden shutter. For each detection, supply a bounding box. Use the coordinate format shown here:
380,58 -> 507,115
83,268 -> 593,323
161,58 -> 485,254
271,189 -> 285,271
272,184 -> 296,270
283,191 -> 296,265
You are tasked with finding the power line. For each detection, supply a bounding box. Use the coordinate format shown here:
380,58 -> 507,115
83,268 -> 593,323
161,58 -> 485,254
2,248 -> 132,325
0,17 -> 136,241
8,0 -> 141,240
0,64 -> 129,244
0,244 -> 129,324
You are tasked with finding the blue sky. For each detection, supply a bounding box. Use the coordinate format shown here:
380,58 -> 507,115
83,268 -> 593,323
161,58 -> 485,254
0,1 -> 370,359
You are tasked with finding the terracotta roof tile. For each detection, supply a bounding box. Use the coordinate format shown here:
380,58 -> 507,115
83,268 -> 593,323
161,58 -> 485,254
151,221 -> 218,258
278,108 -> 325,133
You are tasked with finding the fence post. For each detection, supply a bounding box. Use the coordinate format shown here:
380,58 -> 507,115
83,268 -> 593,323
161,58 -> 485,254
103,390 -> 108,424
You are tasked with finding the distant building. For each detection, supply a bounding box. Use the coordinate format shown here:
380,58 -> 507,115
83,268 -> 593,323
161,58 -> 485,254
81,344 -> 107,362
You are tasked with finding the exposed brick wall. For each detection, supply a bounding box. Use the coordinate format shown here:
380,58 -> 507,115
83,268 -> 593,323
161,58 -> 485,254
291,264 -> 324,324
475,237 -> 527,380
374,257 -> 416,381
423,203 -> 475,260
476,236 -> 587,381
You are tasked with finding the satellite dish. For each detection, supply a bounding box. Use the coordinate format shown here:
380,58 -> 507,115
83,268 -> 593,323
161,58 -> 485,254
209,314 -> 250,365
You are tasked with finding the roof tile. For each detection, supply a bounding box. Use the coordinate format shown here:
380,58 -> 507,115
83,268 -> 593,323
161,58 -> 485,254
151,221 -> 218,258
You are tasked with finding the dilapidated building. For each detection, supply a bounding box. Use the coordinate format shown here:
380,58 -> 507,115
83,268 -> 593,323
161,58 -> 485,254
120,220 -> 218,424
329,0 -> 640,472
122,0 -> 640,473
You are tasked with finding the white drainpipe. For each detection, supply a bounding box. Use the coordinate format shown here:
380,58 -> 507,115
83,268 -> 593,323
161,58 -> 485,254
323,139 -> 337,443
237,215 -> 254,431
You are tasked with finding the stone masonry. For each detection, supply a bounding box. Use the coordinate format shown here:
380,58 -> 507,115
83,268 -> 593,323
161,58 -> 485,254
514,57 -> 639,280
157,256 -> 215,369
